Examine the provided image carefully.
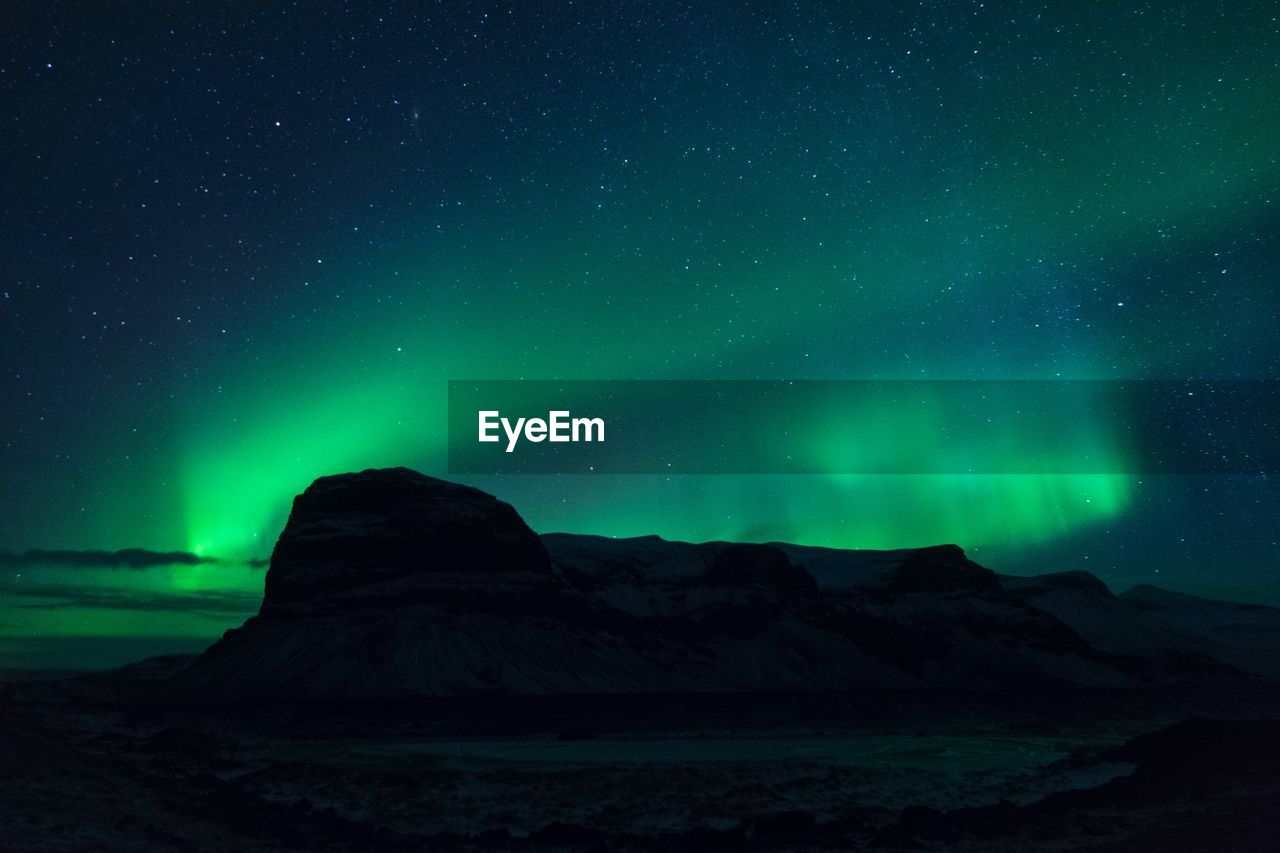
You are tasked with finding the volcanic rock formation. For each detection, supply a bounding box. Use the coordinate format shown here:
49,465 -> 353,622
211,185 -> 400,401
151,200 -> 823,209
172,468 -> 1273,700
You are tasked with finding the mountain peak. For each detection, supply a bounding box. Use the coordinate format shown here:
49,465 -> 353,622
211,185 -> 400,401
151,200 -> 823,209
883,544 -> 1002,594
262,467 -> 552,612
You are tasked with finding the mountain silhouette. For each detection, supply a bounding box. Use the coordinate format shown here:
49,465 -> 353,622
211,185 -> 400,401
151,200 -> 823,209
168,468 -> 1279,700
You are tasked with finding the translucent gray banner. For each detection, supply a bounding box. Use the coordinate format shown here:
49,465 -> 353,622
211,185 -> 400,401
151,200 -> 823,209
447,380 -> 1280,475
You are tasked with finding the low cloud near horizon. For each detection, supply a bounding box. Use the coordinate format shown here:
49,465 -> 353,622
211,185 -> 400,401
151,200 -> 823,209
3,583 -> 261,616
0,548 -> 269,570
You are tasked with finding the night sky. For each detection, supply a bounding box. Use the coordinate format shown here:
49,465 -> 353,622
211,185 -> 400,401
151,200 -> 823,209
2,1 -> 1278,669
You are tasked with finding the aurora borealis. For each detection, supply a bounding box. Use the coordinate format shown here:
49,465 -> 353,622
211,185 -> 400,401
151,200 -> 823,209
2,1 -> 1279,668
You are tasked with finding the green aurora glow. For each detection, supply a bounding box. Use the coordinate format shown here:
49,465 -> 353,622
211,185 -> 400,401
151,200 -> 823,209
3,0 -> 1278,667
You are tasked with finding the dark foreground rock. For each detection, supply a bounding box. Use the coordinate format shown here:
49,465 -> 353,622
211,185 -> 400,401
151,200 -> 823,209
5,700 -> 1279,852
870,718 -> 1280,851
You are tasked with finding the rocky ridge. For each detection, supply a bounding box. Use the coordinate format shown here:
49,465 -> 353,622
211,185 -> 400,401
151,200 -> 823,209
171,468 -> 1279,700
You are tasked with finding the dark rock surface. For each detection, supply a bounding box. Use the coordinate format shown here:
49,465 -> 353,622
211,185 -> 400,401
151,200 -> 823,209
7,693 -> 1280,852
262,467 -> 552,613
701,543 -> 818,594
869,718 -> 1280,850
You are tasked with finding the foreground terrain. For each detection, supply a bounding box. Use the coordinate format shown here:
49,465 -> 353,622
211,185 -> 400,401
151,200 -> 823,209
3,691 -> 1280,851
5,469 -> 1280,850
